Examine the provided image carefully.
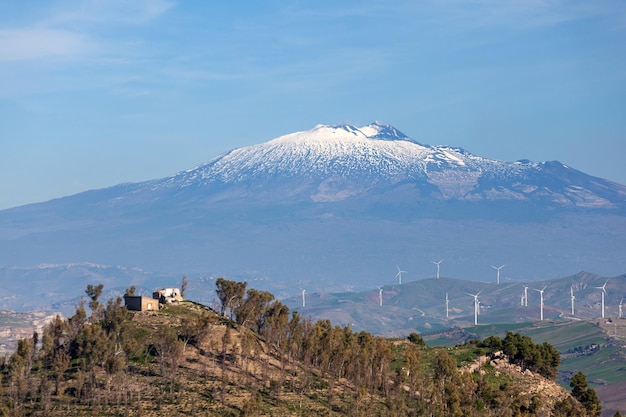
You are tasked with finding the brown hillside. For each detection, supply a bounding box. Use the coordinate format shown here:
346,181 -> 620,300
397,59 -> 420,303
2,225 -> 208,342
0,298 -> 596,416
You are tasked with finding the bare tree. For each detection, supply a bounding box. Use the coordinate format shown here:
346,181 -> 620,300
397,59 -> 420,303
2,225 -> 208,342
180,275 -> 188,298
52,349 -> 71,395
125,285 -> 136,297
154,327 -> 184,393
86,283 -> 105,321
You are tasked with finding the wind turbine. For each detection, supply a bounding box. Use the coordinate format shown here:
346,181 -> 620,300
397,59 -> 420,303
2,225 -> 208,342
395,265 -> 407,285
445,293 -> 449,318
532,286 -> 547,321
523,286 -> 529,307
466,291 -> 482,326
570,286 -> 575,316
301,289 -> 306,308
377,287 -> 383,307
491,265 -> 505,285
594,280 -> 608,319
619,298 -> 623,319
432,259 -> 444,279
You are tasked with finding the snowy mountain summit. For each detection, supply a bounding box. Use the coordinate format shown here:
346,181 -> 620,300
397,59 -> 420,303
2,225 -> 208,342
1,121 -> 625,294
169,122 -> 476,184
157,123 -> 624,208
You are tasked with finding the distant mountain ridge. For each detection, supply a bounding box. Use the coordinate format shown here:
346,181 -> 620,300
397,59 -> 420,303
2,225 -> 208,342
1,122 -> 625,309
283,270 -> 626,337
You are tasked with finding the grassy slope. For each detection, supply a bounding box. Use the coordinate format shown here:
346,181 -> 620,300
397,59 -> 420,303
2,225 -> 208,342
422,318 -> 626,416
1,300 -> 592,417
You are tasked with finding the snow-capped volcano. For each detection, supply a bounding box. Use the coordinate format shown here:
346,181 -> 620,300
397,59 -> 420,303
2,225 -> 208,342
152,122 -> 621,208
165,122 -> 489,185
0,121 -> 625,307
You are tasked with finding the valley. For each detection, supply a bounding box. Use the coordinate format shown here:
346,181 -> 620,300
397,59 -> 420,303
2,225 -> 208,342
0,289 -> 605,416
1,123 -> 624,415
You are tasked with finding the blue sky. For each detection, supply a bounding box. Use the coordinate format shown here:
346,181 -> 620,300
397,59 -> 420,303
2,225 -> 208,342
1,0 -> 625,209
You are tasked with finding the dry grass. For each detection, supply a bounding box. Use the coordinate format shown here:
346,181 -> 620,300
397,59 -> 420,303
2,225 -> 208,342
27,303 -> 375,417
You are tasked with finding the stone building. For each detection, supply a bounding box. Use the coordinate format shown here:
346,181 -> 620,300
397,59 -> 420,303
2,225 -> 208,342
124,295 -> 157,312
124,287 -> 183,311
152,288 -> 183,304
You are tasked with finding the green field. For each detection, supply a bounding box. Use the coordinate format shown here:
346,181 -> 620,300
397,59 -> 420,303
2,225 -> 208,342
424,319 -> 626,389
519,321 -> 607,351
560,345 -> 626,385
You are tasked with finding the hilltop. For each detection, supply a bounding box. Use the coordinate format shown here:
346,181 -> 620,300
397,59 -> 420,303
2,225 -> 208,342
0,284 -> 600,416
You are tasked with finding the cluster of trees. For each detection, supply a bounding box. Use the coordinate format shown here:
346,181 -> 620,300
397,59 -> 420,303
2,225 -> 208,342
214,278 -> 399,407
0,285 -> 137,415
0,279 -> 611,416
213,278 -> 600,416
479,332 -> 561,379
214,277 -> 470,415
570,371 -> 602,417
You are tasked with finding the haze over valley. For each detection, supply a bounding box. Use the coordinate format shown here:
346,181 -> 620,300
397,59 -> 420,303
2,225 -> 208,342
3,2 -> 626,415
1,123 -> 625,317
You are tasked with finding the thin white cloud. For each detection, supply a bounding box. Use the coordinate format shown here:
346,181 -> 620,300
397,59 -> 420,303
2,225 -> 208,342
0,0 -> 176,63
0,27 -> 89,62
274,1 -> 624,32
425,0 -> 626,30
47,0 -> 176,26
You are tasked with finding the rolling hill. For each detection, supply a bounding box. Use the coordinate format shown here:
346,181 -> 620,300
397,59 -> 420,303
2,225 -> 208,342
282,271 -> 626,337
0,298 -> 597,416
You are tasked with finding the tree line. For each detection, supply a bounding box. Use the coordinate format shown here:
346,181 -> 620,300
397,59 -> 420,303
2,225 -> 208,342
214,277 -> 602,416
0,278 -> 609,416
